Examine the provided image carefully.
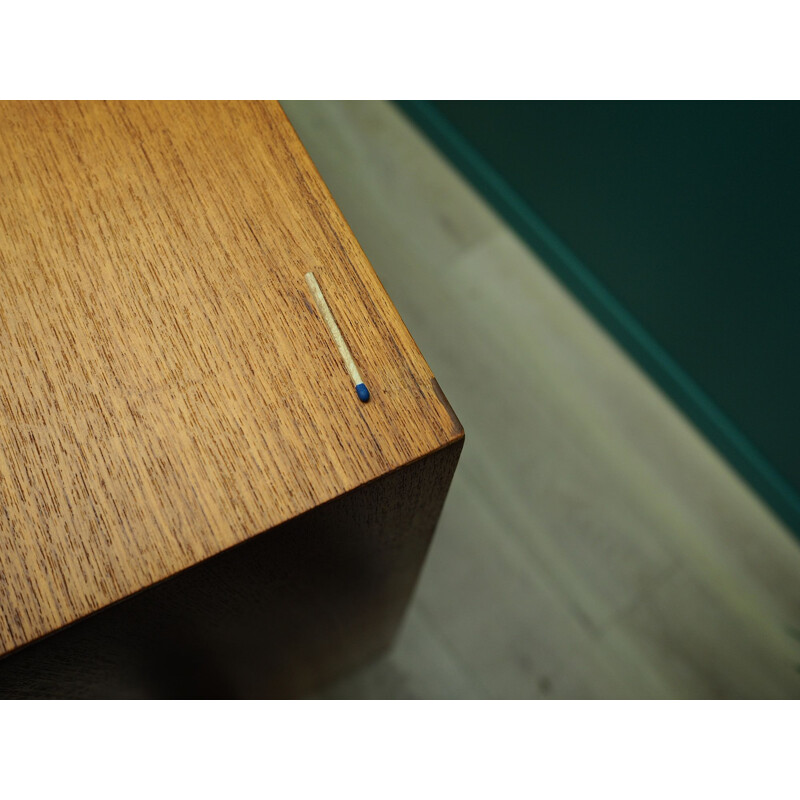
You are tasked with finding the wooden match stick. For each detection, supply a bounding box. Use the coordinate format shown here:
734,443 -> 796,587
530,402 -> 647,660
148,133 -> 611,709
305,271 -> 370,402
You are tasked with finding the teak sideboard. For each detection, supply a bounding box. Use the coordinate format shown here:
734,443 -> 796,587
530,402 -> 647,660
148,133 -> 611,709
0,101 -> 463,698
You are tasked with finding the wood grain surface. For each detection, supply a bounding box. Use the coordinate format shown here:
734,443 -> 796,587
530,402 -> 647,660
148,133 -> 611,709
0,441 -> 463,698
0,101 -> 462,659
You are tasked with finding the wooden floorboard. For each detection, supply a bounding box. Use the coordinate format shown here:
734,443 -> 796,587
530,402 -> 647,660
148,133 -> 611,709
284,100 -> 800,699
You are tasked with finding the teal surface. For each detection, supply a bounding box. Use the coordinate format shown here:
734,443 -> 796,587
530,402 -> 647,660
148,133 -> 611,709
397,101 -> 800,537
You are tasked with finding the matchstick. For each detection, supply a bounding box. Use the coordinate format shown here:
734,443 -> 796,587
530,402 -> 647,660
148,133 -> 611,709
305,271 -> 370,402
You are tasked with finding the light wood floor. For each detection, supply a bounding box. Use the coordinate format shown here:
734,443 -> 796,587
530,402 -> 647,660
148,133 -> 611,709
281,101 -> 800,699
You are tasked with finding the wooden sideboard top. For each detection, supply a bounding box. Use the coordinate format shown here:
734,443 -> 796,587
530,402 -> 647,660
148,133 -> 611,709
0,101 -> 462,657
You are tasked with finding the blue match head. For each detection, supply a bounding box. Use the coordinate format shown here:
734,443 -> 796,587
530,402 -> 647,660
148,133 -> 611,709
355,383 -> 370,403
